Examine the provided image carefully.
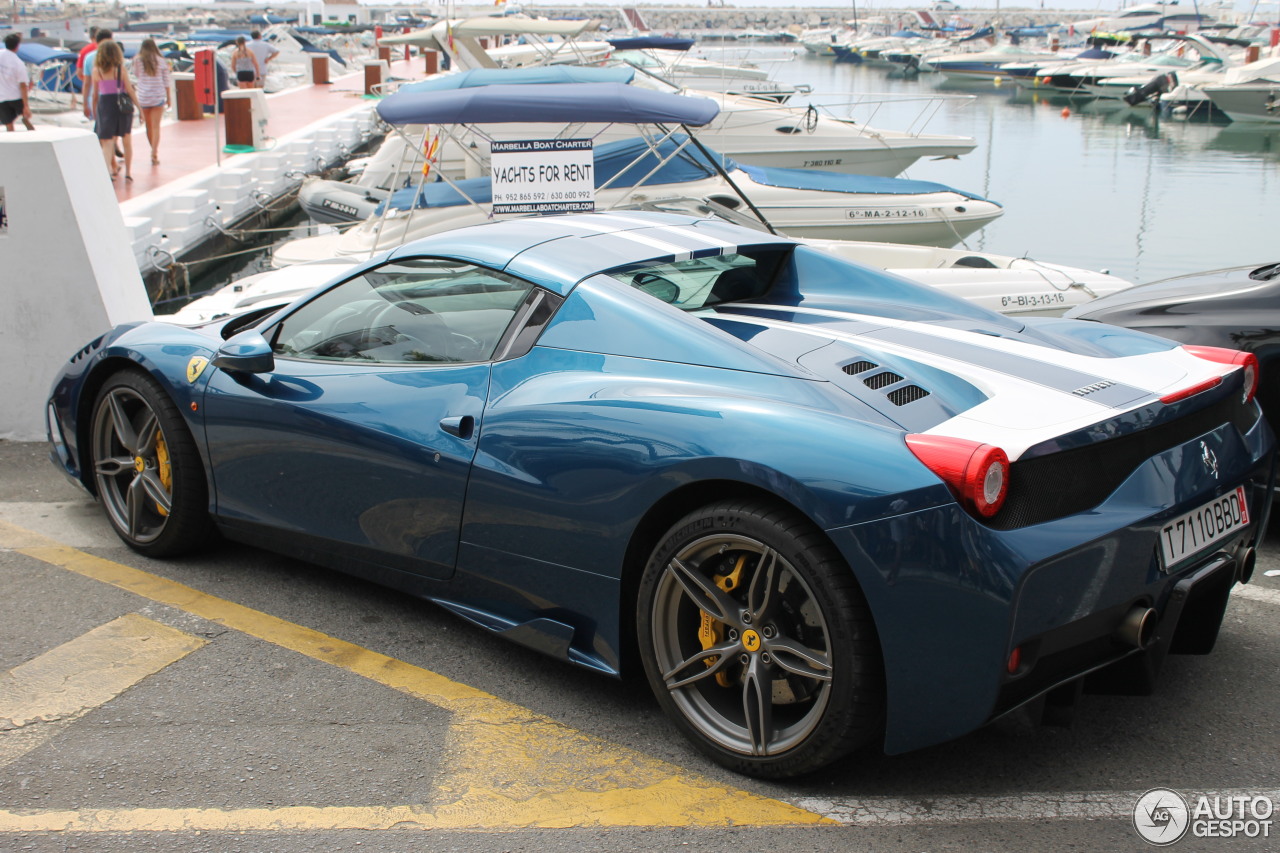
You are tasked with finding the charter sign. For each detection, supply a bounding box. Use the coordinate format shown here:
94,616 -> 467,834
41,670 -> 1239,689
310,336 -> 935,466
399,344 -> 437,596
491,139 -> 594,215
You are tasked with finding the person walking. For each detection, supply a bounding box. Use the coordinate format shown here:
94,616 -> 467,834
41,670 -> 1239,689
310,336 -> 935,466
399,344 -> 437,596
130,38 -> 171,165
247,30 -> 279,88
78,28 -> 110,113
69,26 -> 97,109
0,33 -> 33,132
231,36 -> 260,89
87,40 -> 138,181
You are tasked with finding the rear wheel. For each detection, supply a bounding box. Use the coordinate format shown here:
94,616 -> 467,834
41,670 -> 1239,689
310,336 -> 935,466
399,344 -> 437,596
637,501 -> 884,778
89,370 -> 215,557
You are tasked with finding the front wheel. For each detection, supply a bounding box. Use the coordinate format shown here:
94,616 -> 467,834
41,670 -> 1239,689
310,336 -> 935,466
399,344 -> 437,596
89,370 -> 216,557
637,501 -> 884,778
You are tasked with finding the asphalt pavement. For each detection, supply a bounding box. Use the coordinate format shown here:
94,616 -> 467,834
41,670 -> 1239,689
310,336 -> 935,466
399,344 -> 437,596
1,439 -> 1278,853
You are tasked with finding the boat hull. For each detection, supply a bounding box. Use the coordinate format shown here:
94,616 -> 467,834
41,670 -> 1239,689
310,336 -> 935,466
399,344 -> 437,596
1203,82 -> 1280,123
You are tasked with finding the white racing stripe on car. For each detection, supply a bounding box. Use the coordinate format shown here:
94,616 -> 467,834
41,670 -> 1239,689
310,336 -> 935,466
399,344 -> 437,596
740,303 -> 1226,400
651,224 -> 737,250
711,310 -> 1118,458
788,788 -> 1280,827
527,213 -> 671,235
609,229 -> 701,259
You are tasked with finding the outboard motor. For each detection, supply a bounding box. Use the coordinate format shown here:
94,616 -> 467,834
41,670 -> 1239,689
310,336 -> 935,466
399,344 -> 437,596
1124,71 -> 1178,107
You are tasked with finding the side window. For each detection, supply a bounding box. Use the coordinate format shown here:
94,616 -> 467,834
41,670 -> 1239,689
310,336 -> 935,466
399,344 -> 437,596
608,249 -> 785,312
270,258 -> 535,364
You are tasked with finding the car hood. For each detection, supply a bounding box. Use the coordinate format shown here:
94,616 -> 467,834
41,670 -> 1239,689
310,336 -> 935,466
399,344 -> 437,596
703,303 -> 1238,460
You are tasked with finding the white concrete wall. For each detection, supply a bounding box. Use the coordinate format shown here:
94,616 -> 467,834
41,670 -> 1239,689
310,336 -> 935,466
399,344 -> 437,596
0,128 -> 153,441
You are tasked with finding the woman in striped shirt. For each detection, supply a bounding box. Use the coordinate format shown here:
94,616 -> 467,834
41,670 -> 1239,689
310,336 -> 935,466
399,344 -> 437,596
130,39 -> 172,166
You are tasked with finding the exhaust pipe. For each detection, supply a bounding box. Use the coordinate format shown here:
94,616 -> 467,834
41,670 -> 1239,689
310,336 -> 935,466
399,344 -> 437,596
1115,606 -> 1158,649
1238,547 -> 1257,584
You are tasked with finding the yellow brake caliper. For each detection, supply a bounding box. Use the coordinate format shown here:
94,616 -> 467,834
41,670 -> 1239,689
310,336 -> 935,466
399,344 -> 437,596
154,434 -> 172,517
698,554 -> 747,687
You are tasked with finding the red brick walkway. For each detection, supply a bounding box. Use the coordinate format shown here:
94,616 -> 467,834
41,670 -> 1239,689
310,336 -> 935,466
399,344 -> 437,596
110,56 -> 424,202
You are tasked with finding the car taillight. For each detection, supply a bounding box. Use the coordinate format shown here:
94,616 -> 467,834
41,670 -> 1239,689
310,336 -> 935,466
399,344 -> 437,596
906,434 -> 1010,518
1182,345 -> 1259,404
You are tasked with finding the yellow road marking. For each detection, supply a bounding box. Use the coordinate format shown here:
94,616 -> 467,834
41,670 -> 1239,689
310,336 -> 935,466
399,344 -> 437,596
0,614 -> 206,768
0,520 -> 831,830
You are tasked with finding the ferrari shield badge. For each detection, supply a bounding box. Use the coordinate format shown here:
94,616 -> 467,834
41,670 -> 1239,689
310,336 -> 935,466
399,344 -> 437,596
186,356 -> 209,384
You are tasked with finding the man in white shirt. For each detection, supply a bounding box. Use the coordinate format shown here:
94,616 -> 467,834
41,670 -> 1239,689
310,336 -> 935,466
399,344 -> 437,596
247,30 -> 279,87
0,33 -> 33,131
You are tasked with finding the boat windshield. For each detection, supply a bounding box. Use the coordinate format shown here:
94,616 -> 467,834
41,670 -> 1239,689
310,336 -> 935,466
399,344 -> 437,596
618,198 -> 772,233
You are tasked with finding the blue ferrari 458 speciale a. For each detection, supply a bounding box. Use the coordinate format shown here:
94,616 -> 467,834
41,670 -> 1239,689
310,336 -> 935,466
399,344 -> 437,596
47,212 -> 1274,777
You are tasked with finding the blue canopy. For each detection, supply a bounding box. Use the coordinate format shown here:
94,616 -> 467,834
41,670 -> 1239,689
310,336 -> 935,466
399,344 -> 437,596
400,66 -> 636,94
959,26 -> 996,41
607,37 -> 695,51
16,43 -> 77,64
188,30 -> 252,43
737,164 -> 987,200
377,135 -> 730,214
1005,26 -> 1051,38
377,83 -> 719,127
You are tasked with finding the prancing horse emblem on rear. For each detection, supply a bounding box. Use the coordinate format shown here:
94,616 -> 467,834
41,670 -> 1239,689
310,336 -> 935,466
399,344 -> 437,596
1200,441 -> 1219,479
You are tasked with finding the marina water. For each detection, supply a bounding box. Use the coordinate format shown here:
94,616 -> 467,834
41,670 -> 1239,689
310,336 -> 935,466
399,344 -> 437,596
743,46 -> 1279,285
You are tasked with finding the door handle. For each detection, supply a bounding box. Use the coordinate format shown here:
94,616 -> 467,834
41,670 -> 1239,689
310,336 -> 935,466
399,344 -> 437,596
439,415 -> 474,439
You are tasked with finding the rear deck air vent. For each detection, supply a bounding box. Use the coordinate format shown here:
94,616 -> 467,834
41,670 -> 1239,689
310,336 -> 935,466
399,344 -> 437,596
863,371 -> 904,390
841,360 -> 878,376
888,385 -> 931,406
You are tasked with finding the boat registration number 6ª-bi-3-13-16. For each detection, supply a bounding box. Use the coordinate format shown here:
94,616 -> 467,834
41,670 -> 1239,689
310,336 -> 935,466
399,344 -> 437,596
845,208 -> 928,219
1160,485 -> 1249,570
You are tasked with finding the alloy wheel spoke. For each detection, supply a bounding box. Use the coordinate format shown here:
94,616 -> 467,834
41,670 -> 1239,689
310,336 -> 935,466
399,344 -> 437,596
135,411 -> 160,457
669,557 -> 741,626
106,391 -> 140,454
136,468 -> 172,514
125,476 -> 149,538
746,546 -> 781,622
662,639 -> 740,690
765,636 -> 832,682
94,454 -> 135,478
741,654 -> 774,756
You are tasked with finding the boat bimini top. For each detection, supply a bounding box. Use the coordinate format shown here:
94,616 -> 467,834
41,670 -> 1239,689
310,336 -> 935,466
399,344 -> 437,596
397,65 -> 636,94
367,82 -> 778,241
376,81 -> 720,126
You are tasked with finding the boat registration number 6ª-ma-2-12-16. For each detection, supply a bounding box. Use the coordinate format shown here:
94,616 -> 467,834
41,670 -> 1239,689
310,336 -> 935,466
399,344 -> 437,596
1160,485 -> 1249,570
845,208 -> 928,219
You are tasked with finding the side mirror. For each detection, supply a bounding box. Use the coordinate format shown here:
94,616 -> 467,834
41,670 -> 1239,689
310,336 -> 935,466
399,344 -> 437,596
213,330 -> 275,374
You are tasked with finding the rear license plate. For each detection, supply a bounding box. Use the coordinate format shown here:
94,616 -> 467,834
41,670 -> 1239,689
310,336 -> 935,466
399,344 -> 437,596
1159,486 -> 1249,570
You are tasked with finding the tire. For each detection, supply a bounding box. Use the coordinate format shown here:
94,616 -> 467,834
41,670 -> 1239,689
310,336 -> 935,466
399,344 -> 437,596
637,500 -> 884,778
89,370 -> 216,557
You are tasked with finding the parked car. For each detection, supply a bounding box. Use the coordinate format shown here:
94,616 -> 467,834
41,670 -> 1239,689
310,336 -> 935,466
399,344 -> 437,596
47,213 -> 1273,777
1066,262 -> 1280,429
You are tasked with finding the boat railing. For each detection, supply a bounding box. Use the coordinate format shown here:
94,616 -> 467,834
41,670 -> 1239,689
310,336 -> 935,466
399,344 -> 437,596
711,91 -> 976,138
821,92 -> 976,136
